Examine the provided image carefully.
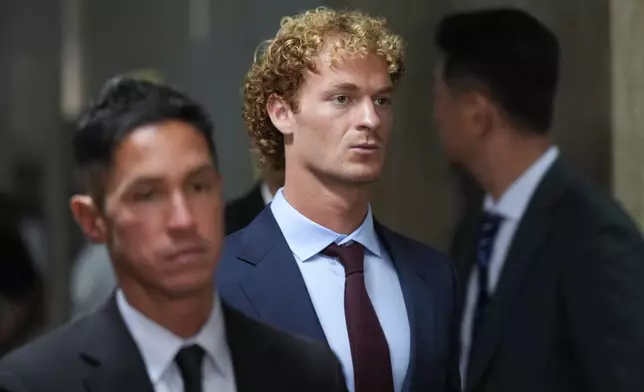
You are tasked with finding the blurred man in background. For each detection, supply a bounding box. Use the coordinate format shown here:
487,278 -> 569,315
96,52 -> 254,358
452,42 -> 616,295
434,8 -> 644,392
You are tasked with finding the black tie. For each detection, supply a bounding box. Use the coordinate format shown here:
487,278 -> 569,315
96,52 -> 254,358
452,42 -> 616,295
323,242 -> 394,392
175,344 -> 205,392
471,212 -> 504,343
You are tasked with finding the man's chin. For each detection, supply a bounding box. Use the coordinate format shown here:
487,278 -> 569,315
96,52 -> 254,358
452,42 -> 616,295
341,168 -> 382,185
159,275 -> 214,300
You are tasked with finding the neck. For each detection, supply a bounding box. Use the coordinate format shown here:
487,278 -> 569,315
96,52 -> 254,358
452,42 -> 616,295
469,134 -> 552,201
119,279 -> 214,338
282,167 -> 370,235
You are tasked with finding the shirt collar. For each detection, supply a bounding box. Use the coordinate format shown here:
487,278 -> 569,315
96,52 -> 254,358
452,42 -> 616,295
484,146 -> 560,220
116,290 -> 232,384
270,188 -> 382,261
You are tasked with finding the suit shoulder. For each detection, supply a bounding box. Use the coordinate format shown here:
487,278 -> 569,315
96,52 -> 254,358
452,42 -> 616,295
559,174 -> 641,237
219,229 -> 247,273
0,316 -> 91,385
220,227 -> 248,264
223,227 -> 246,248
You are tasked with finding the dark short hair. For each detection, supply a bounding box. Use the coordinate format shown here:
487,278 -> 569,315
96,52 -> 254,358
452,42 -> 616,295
435,8 -> 559,133
73,77 -> 217,202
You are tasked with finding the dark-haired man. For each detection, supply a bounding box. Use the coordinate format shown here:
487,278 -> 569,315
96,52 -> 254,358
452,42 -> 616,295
434,8 -> 644,392
0,77 -> 347,392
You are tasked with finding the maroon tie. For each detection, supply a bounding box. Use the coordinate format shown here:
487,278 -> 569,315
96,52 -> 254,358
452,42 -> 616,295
323,242 -> 394,392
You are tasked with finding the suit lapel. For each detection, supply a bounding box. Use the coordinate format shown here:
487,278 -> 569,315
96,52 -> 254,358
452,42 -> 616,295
80,298 -> 155,392
224,303 -> 274,391
466,161 -> 568,388
376,223 -> 434,392
236,208 -> 326,341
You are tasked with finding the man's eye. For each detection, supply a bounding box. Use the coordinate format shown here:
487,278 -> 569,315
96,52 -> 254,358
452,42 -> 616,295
133,190 -> 156,202
190,181 -> 212,192
375,97 -> 391,106
332,95 -> 349,104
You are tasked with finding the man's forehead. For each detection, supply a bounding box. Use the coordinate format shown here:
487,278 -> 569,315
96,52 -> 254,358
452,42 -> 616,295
103,159 -> 215,204
112,121 -> 210,164
317,44 -> 373,67
107,131 -> 214,188
112,150 -> 214,181
310,51 -> 389,80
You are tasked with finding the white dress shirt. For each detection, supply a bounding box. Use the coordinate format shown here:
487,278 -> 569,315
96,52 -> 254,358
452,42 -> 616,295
116,291 -> 237,392
459,146 -> 560,380
270,189 -> 410,392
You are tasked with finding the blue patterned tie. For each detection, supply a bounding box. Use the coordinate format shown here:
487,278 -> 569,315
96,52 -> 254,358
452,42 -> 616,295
472,212 -> 504,343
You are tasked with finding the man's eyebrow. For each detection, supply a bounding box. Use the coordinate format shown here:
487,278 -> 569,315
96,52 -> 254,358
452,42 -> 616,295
185,164 -> 216,178
328,82 -> 360,92
326,82 -> 394,95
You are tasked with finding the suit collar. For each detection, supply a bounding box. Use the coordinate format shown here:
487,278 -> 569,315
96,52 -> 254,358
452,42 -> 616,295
465,158 -> 571,389
79,297 -> 155,392
483,146 -> 560,221
222,302 -> 277,391
374,221 -> 436,392
80,297 -> 277,392
114,290 -> 233,384
235,207 -> 281,265
374,221 -> 426,280
235,207 -> 327,341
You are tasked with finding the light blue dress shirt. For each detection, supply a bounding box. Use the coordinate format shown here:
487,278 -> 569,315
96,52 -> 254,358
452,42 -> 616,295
270,189 -> 410,392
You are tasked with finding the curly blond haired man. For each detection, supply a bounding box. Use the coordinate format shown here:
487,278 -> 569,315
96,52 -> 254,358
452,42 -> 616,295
218,8 -> 461,392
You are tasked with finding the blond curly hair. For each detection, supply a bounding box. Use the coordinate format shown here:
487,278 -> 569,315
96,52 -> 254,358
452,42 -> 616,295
243,7 -> 406,170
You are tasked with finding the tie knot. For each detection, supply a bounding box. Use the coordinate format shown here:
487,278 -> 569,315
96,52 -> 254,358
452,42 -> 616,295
175,344 -> 205,389
481,212 -> 503,236
477,212 -> 504,269
322,242 -> 365,275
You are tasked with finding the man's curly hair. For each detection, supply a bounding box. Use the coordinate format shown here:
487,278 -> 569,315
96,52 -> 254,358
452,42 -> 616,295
243,7 -> 406,170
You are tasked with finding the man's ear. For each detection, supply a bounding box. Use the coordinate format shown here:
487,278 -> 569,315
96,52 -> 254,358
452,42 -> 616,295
463,91 -> 494,137
70,194 -> 108,243
266,95 -> 294,136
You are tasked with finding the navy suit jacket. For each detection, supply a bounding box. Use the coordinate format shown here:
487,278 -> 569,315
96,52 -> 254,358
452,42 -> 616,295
217,207 -> 461,392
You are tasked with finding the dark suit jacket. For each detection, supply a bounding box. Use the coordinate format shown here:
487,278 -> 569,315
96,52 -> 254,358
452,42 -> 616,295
225,183 -> 265,235
450,159 -> 644,392
217,207 -> 461,392
0,297 -> 347,392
